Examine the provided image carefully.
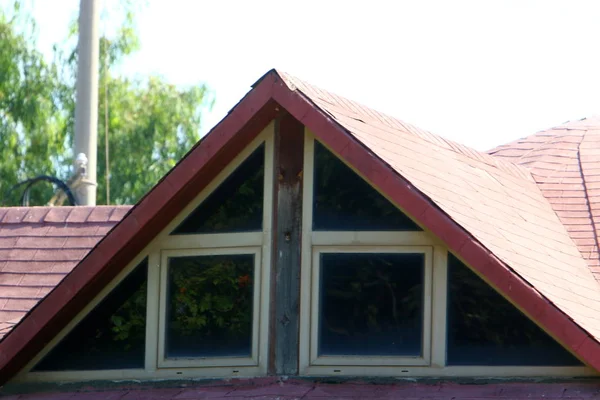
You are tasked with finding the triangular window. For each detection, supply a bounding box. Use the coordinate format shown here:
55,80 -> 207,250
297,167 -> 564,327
33,259 -> 148,371
446,254 -> 581,366
312,141 -> 421,231
172,143 -> 264,234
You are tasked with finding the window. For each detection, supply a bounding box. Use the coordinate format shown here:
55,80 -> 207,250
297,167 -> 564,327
19,125 -> 275,382
313,141 -> 421,231
156,136 -> 272,374
298,133 -> 587,377
172,143 -> 264,234
33,258 -> 148,371
446,254 -> 581,366
158,249 -> 262,368
300,136 -> 436,374
311,248 -> 432,366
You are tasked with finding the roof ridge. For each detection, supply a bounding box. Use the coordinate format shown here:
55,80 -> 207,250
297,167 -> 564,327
275,70 -> 533,182
578,129 -> 600,267
486,117 -> 598,156
490,129 -> 570,162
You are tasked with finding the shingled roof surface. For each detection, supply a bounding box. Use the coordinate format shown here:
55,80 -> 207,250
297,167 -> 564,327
278,72 -> 600,343
0,206 -> 131,340
488,117 -> 600,280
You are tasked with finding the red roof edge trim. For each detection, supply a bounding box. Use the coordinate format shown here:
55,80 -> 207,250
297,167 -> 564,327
0,74 -> 281,384
270,76 -> 600,370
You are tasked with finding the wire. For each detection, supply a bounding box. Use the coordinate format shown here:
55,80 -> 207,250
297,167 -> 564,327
2,175 -> 77,207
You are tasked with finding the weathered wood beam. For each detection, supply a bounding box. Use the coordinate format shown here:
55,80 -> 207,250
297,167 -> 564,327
269,112 -> 304,375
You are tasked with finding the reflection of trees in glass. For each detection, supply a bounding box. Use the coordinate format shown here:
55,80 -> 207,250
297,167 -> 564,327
34,260 -> 148,371
319,253 -> 424,356
173,144 -> 264,234
313,142 -> 421,231
447,254 -> 581,366
166,255 -> 254,357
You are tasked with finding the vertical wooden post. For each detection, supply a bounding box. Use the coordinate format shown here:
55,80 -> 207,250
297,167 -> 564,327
269,112 -> 304,375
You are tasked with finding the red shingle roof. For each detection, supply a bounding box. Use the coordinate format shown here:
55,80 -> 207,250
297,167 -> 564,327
489,117 -> 600,280
1,70 -> 600,381
0,206 -> 130,340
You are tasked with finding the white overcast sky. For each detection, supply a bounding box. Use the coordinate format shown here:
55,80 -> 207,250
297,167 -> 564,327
23,0 -> 600,150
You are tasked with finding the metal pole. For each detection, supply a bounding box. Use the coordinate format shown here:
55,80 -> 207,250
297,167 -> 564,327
73,0 -> 100,206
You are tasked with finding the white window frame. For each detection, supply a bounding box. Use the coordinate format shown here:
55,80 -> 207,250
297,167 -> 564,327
310,246 -> 433,367
158,247 -> 262,369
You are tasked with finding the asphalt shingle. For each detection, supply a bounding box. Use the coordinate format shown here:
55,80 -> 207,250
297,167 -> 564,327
0,206 -> 130,340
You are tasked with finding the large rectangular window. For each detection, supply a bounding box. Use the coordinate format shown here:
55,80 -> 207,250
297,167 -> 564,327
310,247 -> 432,367
319,252 -> 425,357
166,254 -> 254,359
159,249 -> 262,368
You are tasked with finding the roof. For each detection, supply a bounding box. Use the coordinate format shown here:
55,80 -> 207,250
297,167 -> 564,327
2,377 -> 600,399
0,206 -> 130,340
1,69 -> 600,382
488,117 -> 600,280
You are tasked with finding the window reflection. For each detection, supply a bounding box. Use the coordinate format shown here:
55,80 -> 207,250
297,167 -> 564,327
313,141 -> 421,231
319,253 -> 424,357
446,254 -> 581,366
166,254 -> 254,358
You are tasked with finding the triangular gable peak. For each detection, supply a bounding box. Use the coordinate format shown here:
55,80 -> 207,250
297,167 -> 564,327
1,70 -> 600,384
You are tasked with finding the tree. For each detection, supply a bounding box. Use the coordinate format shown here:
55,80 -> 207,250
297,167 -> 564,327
0,1 -> 214,206
0,2 -> 71,206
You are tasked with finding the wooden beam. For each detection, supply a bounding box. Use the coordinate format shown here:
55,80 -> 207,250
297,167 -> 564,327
269,112 -> 304,375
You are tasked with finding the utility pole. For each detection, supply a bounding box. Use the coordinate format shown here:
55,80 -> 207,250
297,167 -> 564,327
73,0 -> 100,206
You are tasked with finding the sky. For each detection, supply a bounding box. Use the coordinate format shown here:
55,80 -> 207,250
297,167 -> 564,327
22,0 -> 600,150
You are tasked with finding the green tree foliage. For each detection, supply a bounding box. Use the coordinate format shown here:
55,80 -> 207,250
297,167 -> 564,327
0,2 -> 70,206
0,0 -> 214,206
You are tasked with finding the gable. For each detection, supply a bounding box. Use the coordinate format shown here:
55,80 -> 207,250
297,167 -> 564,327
10,124 -> 589,383
2,70 -> 600,384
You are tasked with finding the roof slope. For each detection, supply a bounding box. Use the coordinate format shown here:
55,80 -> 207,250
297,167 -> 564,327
279,72 -> 600,344
0,206 -> 130,340
488,117 -> 600,280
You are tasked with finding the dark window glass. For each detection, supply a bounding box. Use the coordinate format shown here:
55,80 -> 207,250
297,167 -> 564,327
313,141 -> 421,231
34,259 -> 148,371
319,253 -> 424,357
446,254 -> 581,366
166,254 -> 254,358
172,144 -> 264,234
